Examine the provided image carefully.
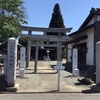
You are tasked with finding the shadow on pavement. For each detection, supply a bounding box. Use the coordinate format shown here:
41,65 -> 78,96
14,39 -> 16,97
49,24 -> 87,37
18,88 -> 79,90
82,89 -> 96,94
0,90 -> 97,94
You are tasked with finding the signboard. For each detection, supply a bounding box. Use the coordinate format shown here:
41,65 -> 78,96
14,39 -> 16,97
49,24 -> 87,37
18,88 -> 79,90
54,65 -> 65,70
54,61 -> 65,70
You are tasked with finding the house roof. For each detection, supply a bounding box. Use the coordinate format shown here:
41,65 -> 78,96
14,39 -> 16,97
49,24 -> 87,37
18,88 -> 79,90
69,24 -> 94,36
69,7 -> 100,36
64,35 -> 88,45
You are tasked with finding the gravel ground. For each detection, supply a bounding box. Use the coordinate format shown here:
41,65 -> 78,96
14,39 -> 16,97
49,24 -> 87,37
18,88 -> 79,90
15,60 -> 91,93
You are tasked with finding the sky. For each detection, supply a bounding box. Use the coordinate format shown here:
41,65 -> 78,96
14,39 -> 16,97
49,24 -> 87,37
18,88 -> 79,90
23,0 -> 100,35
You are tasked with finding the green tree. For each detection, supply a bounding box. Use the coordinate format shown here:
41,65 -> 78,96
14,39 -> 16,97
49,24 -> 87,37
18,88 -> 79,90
47,3 -> 65,36
0,0 -> 27,42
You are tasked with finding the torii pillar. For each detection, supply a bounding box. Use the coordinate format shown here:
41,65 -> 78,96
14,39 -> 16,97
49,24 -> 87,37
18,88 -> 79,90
26,31 -> 32,68
34,41 -> 39,73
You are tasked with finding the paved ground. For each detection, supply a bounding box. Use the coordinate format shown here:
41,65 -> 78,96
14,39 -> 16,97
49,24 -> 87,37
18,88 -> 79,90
1,93 -> 100,100
15,60 -> 92,93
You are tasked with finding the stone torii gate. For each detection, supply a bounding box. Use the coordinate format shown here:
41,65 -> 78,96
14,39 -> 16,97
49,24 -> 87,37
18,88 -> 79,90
19,26 -> 72,73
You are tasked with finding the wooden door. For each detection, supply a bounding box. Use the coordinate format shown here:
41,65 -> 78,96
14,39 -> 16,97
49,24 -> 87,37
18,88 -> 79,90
77,43 -> 87,65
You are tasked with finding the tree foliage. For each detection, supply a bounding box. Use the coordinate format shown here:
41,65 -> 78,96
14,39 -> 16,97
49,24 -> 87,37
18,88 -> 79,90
0,0 -> 27,42
47,3 -> 65,36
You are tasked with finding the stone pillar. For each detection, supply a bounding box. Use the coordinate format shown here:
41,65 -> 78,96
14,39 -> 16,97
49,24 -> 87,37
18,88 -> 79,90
34,41 -> 39,73
7,37 -> 17,87
4,56 -> 7,75
26,40 -> 31,68
19,47 -> 26,77
91,41 -> 100,92
46,50 -> 51,61
96,41 -> 100,85
72,48 -> 79,76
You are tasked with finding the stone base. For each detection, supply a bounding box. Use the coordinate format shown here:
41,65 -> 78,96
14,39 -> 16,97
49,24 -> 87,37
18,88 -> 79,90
5,83 -> 19,92
91,84 -> 100,92
73,69 -> 79,77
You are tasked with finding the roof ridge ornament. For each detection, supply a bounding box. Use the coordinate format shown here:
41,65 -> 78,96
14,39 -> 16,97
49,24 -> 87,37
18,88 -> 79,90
91,7 -> 100,13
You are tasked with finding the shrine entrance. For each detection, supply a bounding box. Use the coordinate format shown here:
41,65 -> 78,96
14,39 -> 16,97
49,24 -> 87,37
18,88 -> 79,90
19,25 -> 72,73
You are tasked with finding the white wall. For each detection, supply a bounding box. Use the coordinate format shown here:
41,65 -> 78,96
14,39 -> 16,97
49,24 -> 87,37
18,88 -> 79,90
87,15 -> 100,26
86,28 -> 94,65
74,28 -> 94,65
68,28 -> 94,65
97,15 -> 100,21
